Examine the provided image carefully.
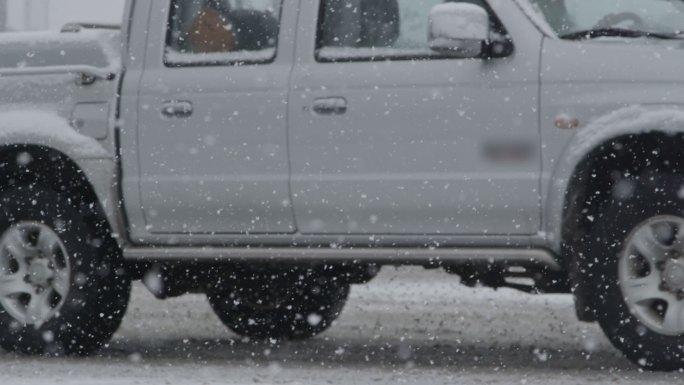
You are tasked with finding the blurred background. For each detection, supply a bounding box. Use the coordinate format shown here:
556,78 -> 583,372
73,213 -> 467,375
0,0 -> 125,31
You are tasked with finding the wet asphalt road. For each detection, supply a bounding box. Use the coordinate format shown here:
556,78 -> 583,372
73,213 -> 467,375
1,267 -> 683,385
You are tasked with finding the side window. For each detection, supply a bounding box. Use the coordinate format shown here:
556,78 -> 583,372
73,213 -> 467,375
316,0 -> 508,62
165,0 -> 282,66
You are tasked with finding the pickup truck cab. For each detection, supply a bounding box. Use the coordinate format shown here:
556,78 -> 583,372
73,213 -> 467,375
1,0 -> 684,371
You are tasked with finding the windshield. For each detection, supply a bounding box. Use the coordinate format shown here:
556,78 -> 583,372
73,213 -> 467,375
526,0 -> 684,37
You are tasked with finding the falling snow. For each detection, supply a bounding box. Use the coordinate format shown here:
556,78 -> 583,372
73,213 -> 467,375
2,0 -> 684,384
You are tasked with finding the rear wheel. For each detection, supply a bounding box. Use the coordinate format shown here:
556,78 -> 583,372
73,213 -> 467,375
587,173 -> 684,371
0,185 -> 130,355
206,268 -> 349,340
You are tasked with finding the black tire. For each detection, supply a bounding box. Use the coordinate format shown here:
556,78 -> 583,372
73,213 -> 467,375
206,268 -> 349,340
585,172 -> 684,371
0,185 -> 130,355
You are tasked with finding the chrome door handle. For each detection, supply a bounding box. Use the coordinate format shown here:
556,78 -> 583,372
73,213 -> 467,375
312,97 -> 347,115
161,100 -> 193,118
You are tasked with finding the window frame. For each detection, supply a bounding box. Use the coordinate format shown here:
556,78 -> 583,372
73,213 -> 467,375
163,0 -> 284,68
314,0 -> 514,63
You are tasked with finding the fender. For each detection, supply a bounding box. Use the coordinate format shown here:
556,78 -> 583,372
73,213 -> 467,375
0,110 -> 121,241
544,105 -> 684,254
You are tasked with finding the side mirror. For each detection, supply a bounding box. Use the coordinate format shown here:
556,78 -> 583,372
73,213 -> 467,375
428,3 -> 490,58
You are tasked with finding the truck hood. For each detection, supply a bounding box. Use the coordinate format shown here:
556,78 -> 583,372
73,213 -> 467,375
0,30 -> 121,72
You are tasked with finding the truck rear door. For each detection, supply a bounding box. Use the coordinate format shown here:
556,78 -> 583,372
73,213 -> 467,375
120,0 -> 297,241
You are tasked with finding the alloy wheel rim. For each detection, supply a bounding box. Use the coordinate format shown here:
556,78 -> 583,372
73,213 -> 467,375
619,215 -> 684,336
0,222 -> 71,327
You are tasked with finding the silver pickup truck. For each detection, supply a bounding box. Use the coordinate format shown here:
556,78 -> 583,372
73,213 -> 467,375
1,0 -> 684,371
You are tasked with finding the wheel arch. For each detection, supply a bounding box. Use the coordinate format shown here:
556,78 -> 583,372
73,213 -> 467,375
0,143 -> 121,251
546,106 -> 684,253
546,106 -> 684,320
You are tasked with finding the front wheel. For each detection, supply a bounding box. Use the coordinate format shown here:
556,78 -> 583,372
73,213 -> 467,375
0,185 -> 130,355
587,174 -> 684,371
206,268 -> 349,340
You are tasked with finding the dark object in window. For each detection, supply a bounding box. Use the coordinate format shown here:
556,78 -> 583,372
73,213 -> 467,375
166,0 -> 280,60
229,9 -> 280,51
358,0 -> 400,47
319,0 -> 400,48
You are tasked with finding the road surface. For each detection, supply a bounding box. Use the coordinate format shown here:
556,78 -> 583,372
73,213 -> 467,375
1,267 -> 683,384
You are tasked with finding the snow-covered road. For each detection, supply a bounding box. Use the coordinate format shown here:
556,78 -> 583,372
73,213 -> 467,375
1,267 -> 683,385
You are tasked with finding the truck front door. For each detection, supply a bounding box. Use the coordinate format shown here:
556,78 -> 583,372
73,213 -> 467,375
288,0 -> 543,236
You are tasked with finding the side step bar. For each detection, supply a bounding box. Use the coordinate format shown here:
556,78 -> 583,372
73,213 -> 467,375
123,247 -> 561,271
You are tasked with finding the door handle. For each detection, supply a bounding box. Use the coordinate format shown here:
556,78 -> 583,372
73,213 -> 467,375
161,100 -> 193,118
312,97 -> 347,115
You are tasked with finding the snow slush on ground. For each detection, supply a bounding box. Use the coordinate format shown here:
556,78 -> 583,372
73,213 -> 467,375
1,267 -> 683,385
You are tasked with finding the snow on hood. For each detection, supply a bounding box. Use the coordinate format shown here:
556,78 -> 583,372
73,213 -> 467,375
0,110 -> 108,158
571,106 -> 684,155
0,30 -> 121,72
